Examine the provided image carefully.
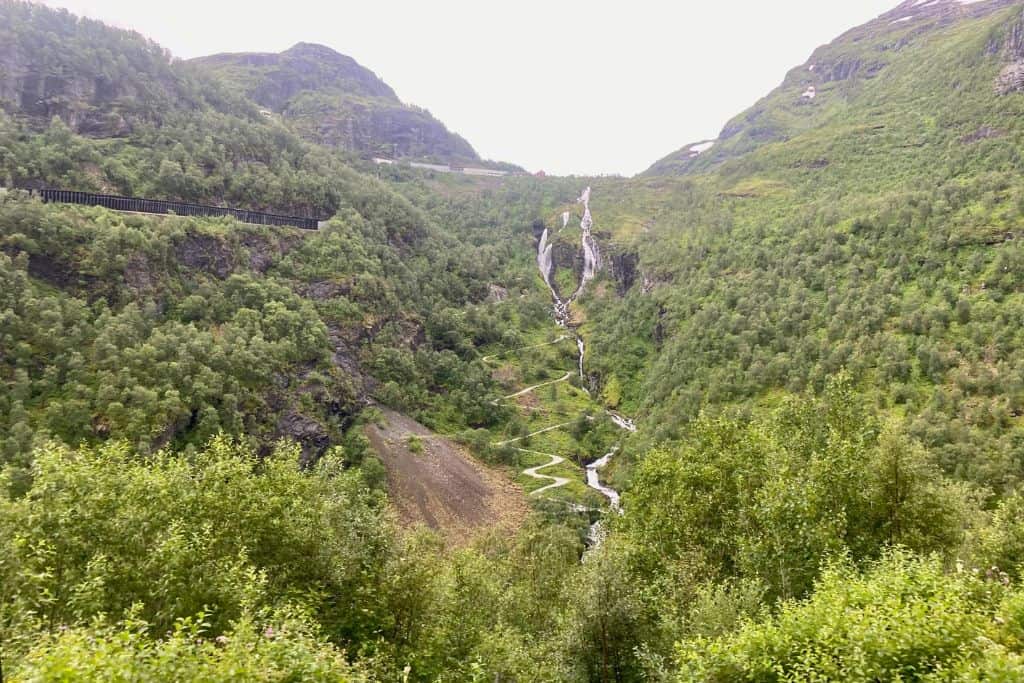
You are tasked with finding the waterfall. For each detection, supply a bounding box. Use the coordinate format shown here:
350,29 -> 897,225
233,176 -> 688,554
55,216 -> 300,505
573,186 -> 601,299
537,186 -> 602,319
532,187 -> 636,534
607,411 -> 637,433
586,448 -> 622,511
577,337 -> 586,384
537,228 -> 553,288
537,228 -> 568,325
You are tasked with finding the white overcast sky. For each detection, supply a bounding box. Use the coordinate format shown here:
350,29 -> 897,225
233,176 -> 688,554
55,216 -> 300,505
43,0 -> 900,176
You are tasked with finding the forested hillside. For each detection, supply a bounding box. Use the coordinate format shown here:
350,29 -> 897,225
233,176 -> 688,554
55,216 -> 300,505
8,0 -> 1024,680
581,0 -> 1024,491
192,43 -> 482,164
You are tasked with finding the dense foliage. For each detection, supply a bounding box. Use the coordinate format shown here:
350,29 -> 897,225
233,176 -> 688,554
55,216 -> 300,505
9,0 -> 1024,679
675,552 -> 1024,682
581,4 -> 1024,495
6,386 -> 1024,681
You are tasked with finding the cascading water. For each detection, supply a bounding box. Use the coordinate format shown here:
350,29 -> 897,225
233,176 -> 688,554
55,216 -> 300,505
537,228 -> 554,290
586,448 -> 621,511
573,187 -> 601,300
577,337 -> 586,384
532,187 -> 636,527
607,411 -> 637,433
536,228 -> 568,325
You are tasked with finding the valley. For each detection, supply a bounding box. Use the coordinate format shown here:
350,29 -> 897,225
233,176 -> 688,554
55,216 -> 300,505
5,0 -> 1024,680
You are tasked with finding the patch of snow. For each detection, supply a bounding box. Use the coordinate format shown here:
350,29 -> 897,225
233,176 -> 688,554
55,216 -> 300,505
809,64 -> 816,72
892,15 -> 914,23
913,0 -> 987,5
686,141 -> 715,158
801,85 -> 817,100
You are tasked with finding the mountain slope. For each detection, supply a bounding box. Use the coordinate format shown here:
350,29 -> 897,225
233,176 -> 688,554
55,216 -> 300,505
11,1 -> 1024,680
0,0 -> 252,136
192,43 -> 480,164
576,0 -> 1024,491
645,0 -> 1024,176
0,1 -> 536,491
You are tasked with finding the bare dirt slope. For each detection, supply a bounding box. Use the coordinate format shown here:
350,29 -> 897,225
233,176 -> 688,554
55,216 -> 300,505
364,408 -> 529,545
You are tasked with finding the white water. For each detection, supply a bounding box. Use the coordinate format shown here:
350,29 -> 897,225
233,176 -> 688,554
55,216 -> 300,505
577,337 -> 586,384
531,187 -> 637,525
572,186 -> 601,300
607,412 -> 637,433
586,448 -> 621,511
537,228 -> 570,325
537,228 -> 554,291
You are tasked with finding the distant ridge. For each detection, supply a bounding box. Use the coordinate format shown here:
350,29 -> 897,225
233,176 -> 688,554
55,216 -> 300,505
191,43 -> 482,164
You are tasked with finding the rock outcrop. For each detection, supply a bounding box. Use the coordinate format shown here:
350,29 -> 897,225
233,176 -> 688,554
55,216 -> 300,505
608,251 -> 639,296
996,9 -> 1024,94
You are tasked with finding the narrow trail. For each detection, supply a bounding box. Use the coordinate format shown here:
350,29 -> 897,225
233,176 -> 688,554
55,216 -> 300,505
493,421 -> 575,447
497,372 -> 572,401
482,335 -> 570,364
517,449 -> 572,496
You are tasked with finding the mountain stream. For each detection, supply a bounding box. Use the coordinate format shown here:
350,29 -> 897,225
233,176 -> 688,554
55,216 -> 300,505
531,187 -> 634,521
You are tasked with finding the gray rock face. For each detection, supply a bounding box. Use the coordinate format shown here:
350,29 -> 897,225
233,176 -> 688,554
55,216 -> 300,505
996,10 -> 1024,94
2,55 -> 146,136
241,232 -> 299,274
608,251 -> 639,296
487,284 -> 509,302
997,62 -> 1024,93
174,234 -> 235,280
276,411 -> 331,465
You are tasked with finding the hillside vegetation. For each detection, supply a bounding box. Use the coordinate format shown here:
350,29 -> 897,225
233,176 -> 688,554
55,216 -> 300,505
581,0 -> 1024,493
192,43 -> 483,164
7,0 -> 1024,681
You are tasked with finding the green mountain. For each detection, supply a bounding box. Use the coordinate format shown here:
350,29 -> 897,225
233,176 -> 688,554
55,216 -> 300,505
646,0 -> 1024,176
0,1 -> 251,137
579,0 -> 1024,487
0,0 -> 536,475
192,43 -> 481,164
10,0 -> 1024,680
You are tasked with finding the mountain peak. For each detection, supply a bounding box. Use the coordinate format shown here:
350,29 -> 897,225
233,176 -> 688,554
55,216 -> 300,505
191,43 -> 479,163
285,42 -> 342,55
194,44 -> 397,102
